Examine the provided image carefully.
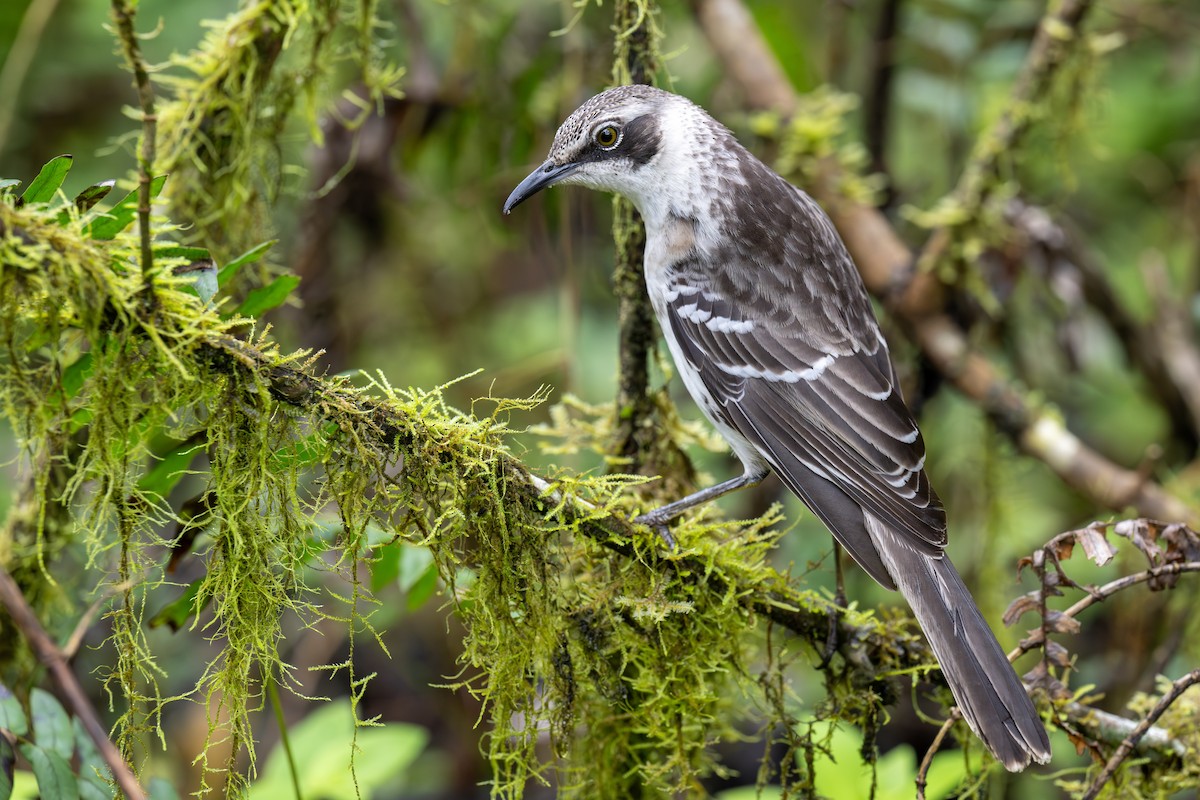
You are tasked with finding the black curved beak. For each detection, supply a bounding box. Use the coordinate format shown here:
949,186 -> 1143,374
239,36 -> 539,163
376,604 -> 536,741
503,160 -> 579,215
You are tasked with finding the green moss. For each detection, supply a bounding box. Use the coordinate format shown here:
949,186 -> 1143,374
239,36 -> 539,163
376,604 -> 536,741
155,0 -> 403,259
0,5 -> 1054,798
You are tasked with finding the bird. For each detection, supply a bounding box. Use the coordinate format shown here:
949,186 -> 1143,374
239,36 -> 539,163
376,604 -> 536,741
503,84 -> 1051,771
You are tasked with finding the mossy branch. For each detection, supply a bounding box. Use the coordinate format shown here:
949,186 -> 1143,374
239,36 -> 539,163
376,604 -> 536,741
1,198 -> 959,795
110,0 -> 157,293
914,0 -> 1096,275
609,0 -> 666,478
200,330 -> 924,679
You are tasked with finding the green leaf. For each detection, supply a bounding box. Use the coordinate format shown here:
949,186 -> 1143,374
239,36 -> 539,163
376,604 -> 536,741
78,779 -> 110,800
398,545 -> 438,611
235,274 -> 300,318
73,181 -> 114,214
19,744 -> 78,800
0,178 -> 21,193
183,264 -> 220,305
29,690 -> 72,761
270,424 -> 335,471
156,247 -> 217,303
406,566 -> 438,611
138,439 -> 204,499
18,155 -> 73,206
72,718 -> 111,798
149,579 -> 207,632
248,701 -> 427,800
217,240 -> 277,288
147,777 -> 180,800
61,353 -> 93,400
0,685 -> 27,738
83,175 -> 167,240
397,545 -> 435,594
370,542 -> 401,593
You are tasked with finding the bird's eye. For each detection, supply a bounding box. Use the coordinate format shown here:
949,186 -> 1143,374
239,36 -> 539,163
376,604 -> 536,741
594,125 -> 621,149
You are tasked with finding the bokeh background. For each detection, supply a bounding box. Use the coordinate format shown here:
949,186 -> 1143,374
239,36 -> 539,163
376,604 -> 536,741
2,0 -> 1199,797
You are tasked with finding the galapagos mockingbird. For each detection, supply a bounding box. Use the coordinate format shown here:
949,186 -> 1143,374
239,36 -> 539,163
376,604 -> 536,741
503,85 -> 1051,771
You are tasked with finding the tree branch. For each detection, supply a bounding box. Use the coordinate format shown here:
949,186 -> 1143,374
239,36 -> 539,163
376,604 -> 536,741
1081,669 -> 1200,800
0,565 -> 146,800
610,0 -> 662,473
199,332 -> 934,684
111,0 -> 158,295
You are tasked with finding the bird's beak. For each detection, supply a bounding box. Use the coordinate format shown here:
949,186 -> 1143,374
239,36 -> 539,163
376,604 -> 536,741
503,160 -> 579,215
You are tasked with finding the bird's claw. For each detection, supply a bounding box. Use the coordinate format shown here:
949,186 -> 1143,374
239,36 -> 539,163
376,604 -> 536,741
632,512 -> 677,550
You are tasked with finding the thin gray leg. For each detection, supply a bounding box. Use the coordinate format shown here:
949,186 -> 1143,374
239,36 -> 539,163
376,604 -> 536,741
633,467 -> 770,547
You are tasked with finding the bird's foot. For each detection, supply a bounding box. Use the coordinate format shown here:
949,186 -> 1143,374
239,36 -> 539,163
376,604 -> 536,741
631,511 -> 677,550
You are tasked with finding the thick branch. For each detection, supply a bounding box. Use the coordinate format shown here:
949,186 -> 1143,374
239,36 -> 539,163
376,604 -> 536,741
691,0 -> 1196,526
689,0 -> 797,115
0,565 -> 146,800
200,332 -> 934,684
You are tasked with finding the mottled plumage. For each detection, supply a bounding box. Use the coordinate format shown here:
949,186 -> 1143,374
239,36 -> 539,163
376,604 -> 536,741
504,85 -> 1051,771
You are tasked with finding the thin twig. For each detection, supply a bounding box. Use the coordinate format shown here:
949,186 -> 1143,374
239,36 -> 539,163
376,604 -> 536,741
110,0 -> 158,295
1008,561 -> 1200,660
915,712 -> 958,799
1080,669 -> 1200,800
0,0 -> 65,154
0,565 -> 147,800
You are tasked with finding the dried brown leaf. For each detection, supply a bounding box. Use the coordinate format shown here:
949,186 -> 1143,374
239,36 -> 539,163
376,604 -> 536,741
1076,524 -> 1116,566
1045,609 -> 1082,635
1003,592 -> 1042,626
1045,639 -> 1072,667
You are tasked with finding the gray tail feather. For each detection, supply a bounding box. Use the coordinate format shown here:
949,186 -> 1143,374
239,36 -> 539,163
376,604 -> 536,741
866,514 -> 1052,771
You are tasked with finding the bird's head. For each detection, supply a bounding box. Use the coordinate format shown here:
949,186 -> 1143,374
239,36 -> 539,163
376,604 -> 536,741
503,85 -> 678,215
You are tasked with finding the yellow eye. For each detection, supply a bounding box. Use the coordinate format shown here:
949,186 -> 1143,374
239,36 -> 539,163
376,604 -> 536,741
594,125 -> 620,149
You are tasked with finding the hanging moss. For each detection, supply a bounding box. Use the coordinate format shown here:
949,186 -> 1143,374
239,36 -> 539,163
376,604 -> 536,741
155,0 -> 404,259
0,4 -> 1031,798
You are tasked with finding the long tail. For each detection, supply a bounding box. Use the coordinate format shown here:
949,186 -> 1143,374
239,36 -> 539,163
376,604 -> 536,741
866,514 -> 1051,771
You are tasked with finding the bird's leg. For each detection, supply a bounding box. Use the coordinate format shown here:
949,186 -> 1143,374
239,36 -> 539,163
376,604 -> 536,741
821,541 -> 847,668
633,467 -> 769,547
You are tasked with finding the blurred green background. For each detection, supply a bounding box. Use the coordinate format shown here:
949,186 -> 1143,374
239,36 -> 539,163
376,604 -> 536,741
2,0 -> 1199,797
